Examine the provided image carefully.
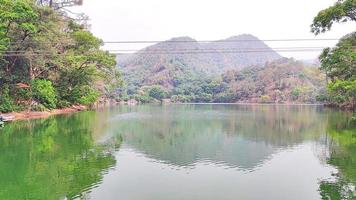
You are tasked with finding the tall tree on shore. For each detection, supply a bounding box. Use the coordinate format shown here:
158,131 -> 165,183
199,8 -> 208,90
0,0 -> 122,112
311,0 -> 356,109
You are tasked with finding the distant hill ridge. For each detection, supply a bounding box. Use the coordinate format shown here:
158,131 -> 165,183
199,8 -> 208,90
117,34 -> 282,74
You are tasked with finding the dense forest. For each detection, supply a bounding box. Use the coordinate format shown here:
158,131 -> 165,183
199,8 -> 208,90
0,0 -> 122,113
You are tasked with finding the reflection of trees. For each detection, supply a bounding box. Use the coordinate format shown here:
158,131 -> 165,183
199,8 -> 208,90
112,105 -> 328,170
319,113 -> 356,200
0,113 -> 120,200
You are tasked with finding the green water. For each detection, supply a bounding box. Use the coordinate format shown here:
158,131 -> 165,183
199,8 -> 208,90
0,105 -> 355,200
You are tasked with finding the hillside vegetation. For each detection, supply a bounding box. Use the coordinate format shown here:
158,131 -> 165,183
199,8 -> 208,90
118,34 -> 282,94
118,35 -> 325,104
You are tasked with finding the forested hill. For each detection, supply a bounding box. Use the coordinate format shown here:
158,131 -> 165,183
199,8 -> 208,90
118,34 -> 282,74
118,34 -> 284,95
118,55 -> 325,103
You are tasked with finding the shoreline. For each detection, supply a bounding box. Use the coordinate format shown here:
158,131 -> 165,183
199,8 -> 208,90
2,105 -> 87,122
175,102 -> 325,106
2,102 -> 351,122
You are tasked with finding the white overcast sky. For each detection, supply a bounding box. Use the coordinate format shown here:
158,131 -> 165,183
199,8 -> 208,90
70,0 -> 356,59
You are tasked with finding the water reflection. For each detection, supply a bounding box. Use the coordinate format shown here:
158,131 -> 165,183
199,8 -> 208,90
0,112 -> 120,200
318,113 -> 356,199
108,105 -> 329,170
0,105 -> 354,200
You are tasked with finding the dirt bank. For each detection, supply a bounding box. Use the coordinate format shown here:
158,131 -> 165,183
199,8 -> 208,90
2,105 -> 87,122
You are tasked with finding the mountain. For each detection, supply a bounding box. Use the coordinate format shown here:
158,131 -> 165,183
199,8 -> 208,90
117,34 -> 282,94
116,35 -> 325,103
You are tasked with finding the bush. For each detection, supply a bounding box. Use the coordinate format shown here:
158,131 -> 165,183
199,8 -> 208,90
260,95 -> 270,103
328,80 -> 356,104
56,100 -> 71,108
0,85 -> 15,113
31,104 -> 47,112
70,85 -> 100,106
291,87 -> 302,100
316,89 -> 328,102
148,86 -> 167,100
133,94 -> 151,103
31,79 -> 57,109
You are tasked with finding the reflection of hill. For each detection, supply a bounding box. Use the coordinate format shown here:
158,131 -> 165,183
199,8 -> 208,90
109,105 -> 328,170
0,113 -> 120,200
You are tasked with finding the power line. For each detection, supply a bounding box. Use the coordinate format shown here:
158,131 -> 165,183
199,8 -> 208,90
0,46 -> 331,53
113,49 -> 326,54
1,38 -> 341,45
102,38 -> 340,44
0,49 -> 328,57
107,47 -> 329,52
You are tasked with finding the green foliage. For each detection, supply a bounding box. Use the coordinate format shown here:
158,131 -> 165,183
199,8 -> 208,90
31,79 -> 57,109
311,0 -> 356,35
31,104 -> 47,112
312,1 -> 355,109
316,89 -> 329,102
319,33 -> 356,108
148,86 -> 167,100
69,85 -> 100,106
291,87 -> 302,100
327,79 -> 356,104
319,33 -> 356,82
0,85 -> 14,113
0,0 -> 123,112
133,94 -> 151,103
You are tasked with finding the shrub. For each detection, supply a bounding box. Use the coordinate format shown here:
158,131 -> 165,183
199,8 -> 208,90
31,79 -> 57,109
31,104 -> 47,112
0,85 -> 15,113
291,87 -> 302,100
56,100 -> 71,108
260,95 -> 270,103
70,85 -> 100,106
148,86 -> 167,100
316,89 -> 328,102
327,80 -> 356,104
133,94 -> 151,103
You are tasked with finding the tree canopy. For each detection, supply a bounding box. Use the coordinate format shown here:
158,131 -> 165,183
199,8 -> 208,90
311,0 -> 356,35
0,0 -> 122,112
312,0 -> 356,109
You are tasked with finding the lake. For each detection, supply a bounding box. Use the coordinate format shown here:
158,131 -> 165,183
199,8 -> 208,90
0,105 -> 355,200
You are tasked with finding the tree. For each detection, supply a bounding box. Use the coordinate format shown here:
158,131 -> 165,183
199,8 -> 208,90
311,0 -> 356,35
0,0 -> 122,112
319,33 -> 356,82
312,0 -> 356,109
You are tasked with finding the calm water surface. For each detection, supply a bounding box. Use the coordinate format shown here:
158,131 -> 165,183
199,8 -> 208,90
0,105 -> 355,200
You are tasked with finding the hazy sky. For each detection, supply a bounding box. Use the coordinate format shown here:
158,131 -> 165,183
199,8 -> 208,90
71,0 -> 355,59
